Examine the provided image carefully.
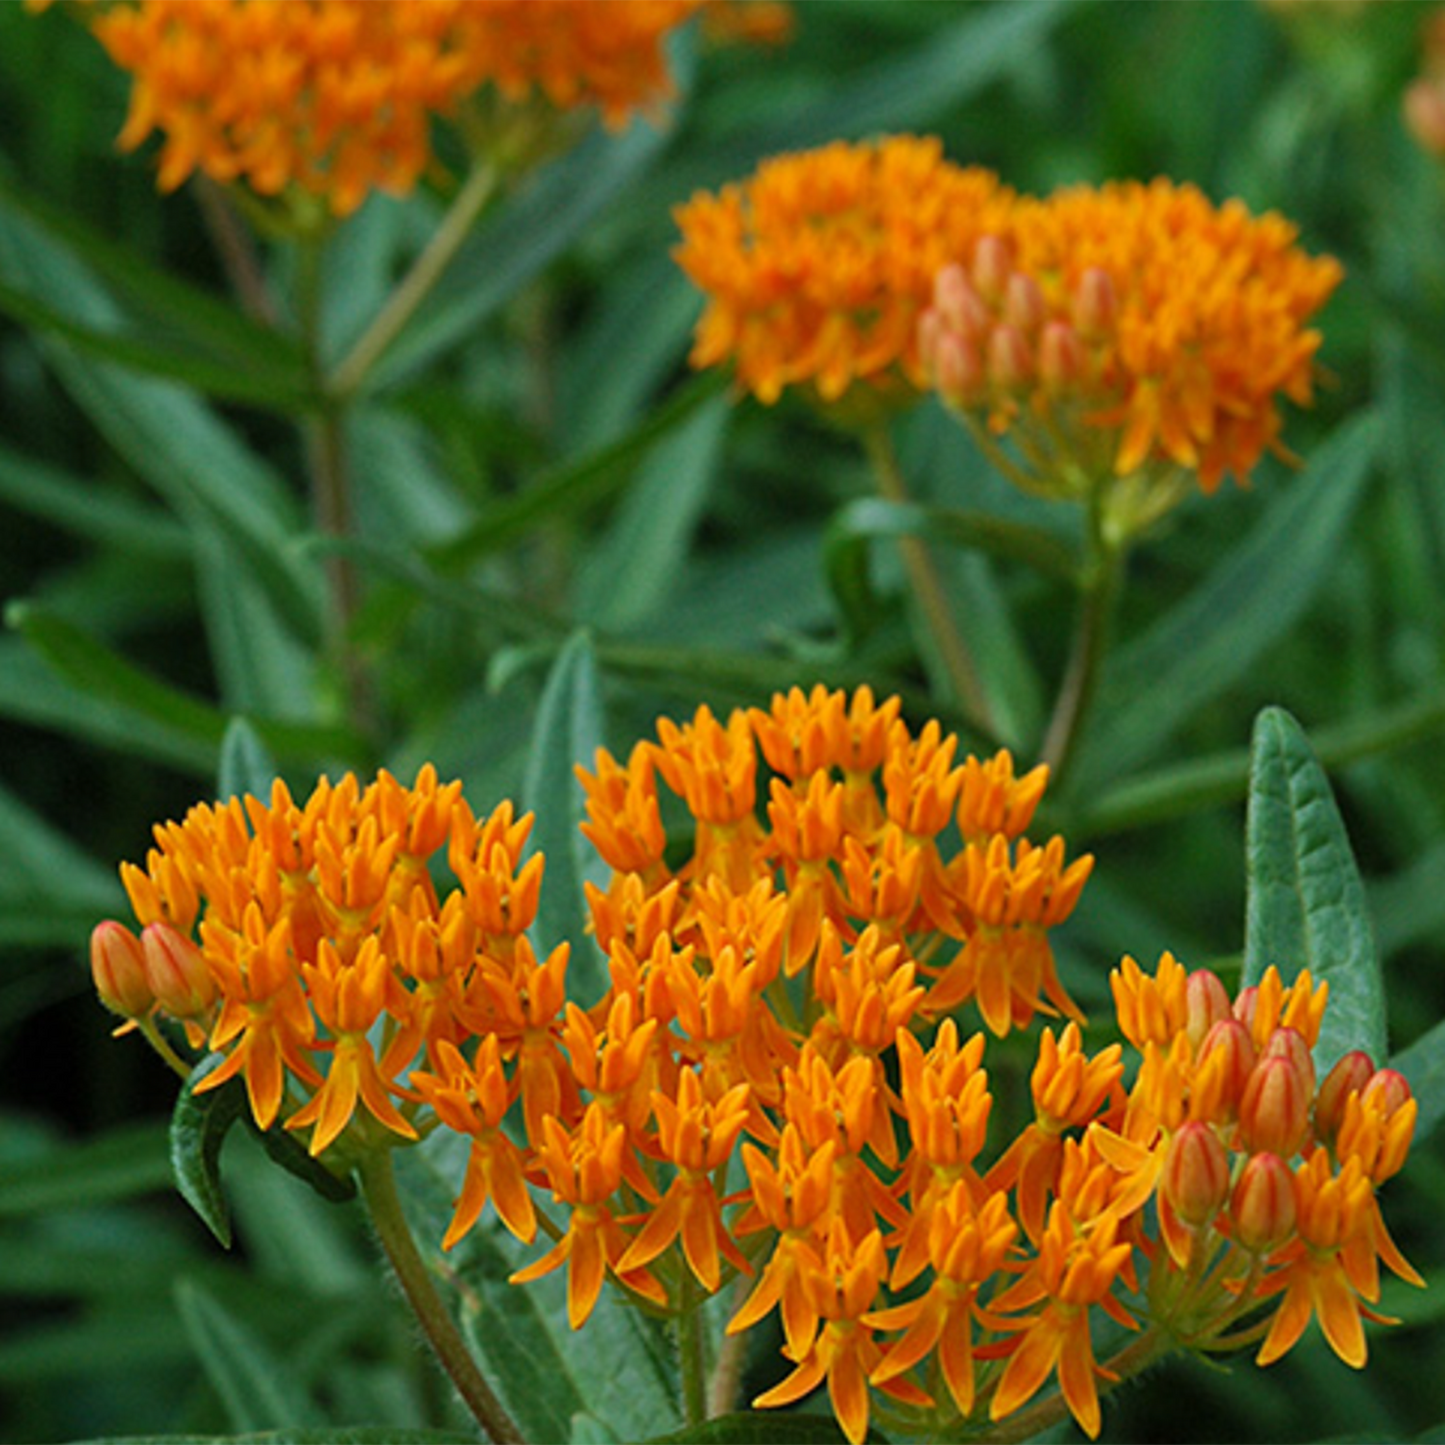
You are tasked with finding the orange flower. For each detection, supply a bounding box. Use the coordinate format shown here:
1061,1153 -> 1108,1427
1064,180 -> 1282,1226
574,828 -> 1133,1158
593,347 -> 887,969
78,0 -> 701,215
922,178 -> 1342,495
674,136 -> 1017,406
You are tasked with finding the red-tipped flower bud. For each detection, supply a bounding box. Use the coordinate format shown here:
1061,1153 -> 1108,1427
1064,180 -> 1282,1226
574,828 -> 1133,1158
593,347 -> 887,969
1313,1049 -> 1374,1148
933,330 -> 986,408
1261,1025 -> 1316,1099
987,324 -> 1033,391
1231,1151 -> 1297,1255
1185,969 -> 1231,1049
1004,272 -> 1046,333
933,264 -> 990,338
1362,1067 -> 1412,1117
1038,321 -> 1084,395
1194,1017 -> 1257,1123
972,234 -> 1013,303
90,920 -> 154,1021
1163,1120 -> 1231,1227
1238,1053 -> 1312,1159
141,921 -> 215,1020
1070,266 -> 1117,340
1405,80 -> 1445,158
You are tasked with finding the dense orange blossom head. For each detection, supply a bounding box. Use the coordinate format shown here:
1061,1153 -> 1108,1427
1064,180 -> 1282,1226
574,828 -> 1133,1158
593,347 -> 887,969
67,0 -> 703,216
674,135 -> 1018,409
920,175 -> 1342,505
93,699 -> 1421,1445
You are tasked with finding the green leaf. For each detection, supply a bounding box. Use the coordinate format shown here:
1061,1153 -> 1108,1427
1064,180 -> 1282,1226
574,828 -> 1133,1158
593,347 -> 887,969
575,391 -> 730,631
643,1414 -> 863,1444
0,775 -> 125,917
1390,1018 -> 1445,1144
171,1061 -> 247,1248
217,718 -> 281,805
1243,707 -> 1387,1073
0,1122 -> 171,1217
173,1278 -> 324,1432
397,1140 -> 681,1445
373,118 -> 675,390
430,370 -> 728,572
824,496 -> 1077,644
522,632 -> 608,1002
171,1062 -> 356,1250
1077,412 -> 1381,785
67,1433 -> 481,1445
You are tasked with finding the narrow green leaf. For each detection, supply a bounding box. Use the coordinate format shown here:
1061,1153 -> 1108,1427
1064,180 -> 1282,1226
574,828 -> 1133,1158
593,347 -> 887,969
0,164 -> 306,384
1243,707 -> 1387,1073
575,392 -> 730,631
430,370 -> 728,572
68,1432 -> 481,1445
1078,412 -> 1380,785
522,632 -> 608,1003
0,1121 -> 171,1217
374,118 -> 674,390
174,1277 -> 324,1432
0,775 -> 125,916
397,1139 -> 681,1445
171,1060 -> 245,1248
1390,1019 -> 1445,1144
644,1414 -> 861,1444
217,719 -> 280,805
0,442 -> 189,556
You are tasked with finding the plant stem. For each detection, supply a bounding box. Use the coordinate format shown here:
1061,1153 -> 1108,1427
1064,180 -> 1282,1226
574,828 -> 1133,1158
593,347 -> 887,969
862,424 -> 997,737
329,158 -> 501,400
676,1273 -> 709,1428
356,1149 -> 525,1445
1040,491 -> 1126,787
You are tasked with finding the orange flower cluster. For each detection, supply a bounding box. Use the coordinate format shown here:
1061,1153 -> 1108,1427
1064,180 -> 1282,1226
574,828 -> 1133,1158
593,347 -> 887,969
77,0 -> 702,214
676,136 -> 1341,493
920,178 -> 1343,494
673,136 -> 1017,405
91,691 -> 1419,1444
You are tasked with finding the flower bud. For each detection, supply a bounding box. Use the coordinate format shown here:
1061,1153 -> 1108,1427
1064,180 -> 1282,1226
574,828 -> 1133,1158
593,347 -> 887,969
1231,1151 -> 1297,1255
1238,1053 -> 1312,1159
933,264 -> 990,338
1038,321 -> 1084,396
141,921 -> 215,1020
1185,969 -> 1231,1049
1261,1025 -> 1316,1099
987,324 -> 1033,391
1193,1017 -> 1256,1123
1361,1067 -> 1412,1118
972,234 -> 1013,303
1004,272 -> 1046,333
933,329 -> 986,408
90,920 -> 154,1020
1162,1120 -> 1231,1227
1312,1049 -> 1374,1148
1070,266 -> 1116,340
1232,983 -> 1258,1032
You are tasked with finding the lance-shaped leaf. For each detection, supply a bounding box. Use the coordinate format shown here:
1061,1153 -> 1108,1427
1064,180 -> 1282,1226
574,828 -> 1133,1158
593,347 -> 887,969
1243,707 -> 1387,1074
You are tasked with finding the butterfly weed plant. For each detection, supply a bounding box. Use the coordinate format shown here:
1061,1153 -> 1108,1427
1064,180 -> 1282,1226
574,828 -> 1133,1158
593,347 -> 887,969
3,4 -> 1445,1444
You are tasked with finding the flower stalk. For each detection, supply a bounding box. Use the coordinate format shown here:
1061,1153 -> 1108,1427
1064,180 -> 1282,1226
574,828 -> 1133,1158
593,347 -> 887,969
356,1148 -> 525,1445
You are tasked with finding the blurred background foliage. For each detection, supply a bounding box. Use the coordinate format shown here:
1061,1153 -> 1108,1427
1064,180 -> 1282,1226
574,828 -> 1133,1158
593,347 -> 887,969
2,1 -> 1445,1442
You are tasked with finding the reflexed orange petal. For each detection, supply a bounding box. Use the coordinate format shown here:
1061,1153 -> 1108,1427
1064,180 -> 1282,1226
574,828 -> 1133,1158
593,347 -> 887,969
1314,1262 -> 1367,1368
990,1313 -> 1063,1421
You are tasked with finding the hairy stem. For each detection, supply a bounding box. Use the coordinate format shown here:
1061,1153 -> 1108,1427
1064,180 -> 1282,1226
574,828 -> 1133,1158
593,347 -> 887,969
863,424 -> 997,737
356,1149 -> 525,1445
676,1272 -> 709,1428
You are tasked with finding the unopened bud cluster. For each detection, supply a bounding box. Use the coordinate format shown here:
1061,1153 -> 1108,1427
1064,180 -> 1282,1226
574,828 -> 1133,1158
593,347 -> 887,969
919,241 -> 1119,501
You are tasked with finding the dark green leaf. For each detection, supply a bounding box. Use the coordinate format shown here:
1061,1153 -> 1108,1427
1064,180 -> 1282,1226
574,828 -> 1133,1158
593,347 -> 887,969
174,1278 -> 324,1432
217,719 -> 281,806
429,371 -> 728,572
0,1122 -> 171,1217
643,1413 -> 864,1445
67,1433 -> 480,1445
1078,412 -> 1380,785
373,119 -> 675,390
1390,1019 -> 1445,1144
522,631 -> 608,1002
1243,707 -> 1387,1073
0,775 -> 125,916
171,1061 -> 246,1248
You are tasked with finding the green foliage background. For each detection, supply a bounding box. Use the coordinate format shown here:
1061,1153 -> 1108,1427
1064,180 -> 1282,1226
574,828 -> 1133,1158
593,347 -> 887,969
2,2 -> 1445,1442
